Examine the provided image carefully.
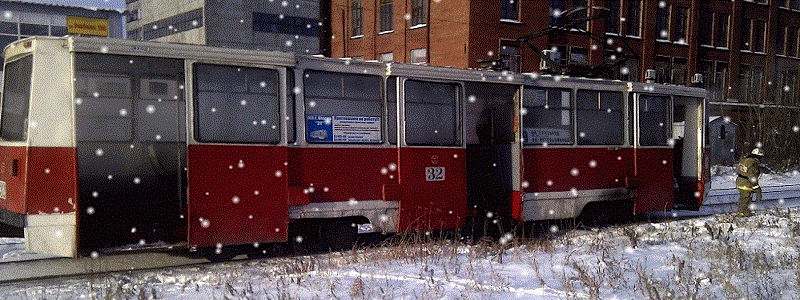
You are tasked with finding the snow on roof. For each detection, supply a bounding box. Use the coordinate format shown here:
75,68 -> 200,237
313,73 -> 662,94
0,0 -> 125,13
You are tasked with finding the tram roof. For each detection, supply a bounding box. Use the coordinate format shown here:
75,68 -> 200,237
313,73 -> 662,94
387,62 -> 525,84
297,55 -> 385,77
4,36 -> 296,67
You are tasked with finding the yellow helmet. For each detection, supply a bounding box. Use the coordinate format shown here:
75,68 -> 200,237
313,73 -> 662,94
751,148 -> 764,156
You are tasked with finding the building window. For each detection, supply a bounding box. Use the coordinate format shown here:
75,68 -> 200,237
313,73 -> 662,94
699,9 -> 712,46
500,40 -> 521,72
779,70 -> 798,105
128,9 -> 140,22
788,27 -> 799,57
550,0 -> 587,30
714,13 -> 729,48
410,48 -> 427,64
380,0 -> 393,32
656,3 -> 669,40
501,0 -> 520,21
351,0 -> 363,37
411,0 -> 427,27
20,23 -> 48,36
671,57 -> 687,85
739,65 -> 764,103
604,0 -> 619,34
380,52 -> 394,62
751,19 -> 766,53
741,19 -> 752,51
625,0 -> 641,36
672,6 -> 688,44
253,13 -> 319,37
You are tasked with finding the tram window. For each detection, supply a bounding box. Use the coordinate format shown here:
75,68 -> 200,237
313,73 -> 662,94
404,80 -> 460,146
304,70 -> 382,143
639,95 -> 670,146
522,87 -> 572,145
194,64 -> 280,144
387,77 -> 397,144
287,69 -> 296,144
576,90 -> 623,145
1,55 -> 32,141
74,54 -> 184,142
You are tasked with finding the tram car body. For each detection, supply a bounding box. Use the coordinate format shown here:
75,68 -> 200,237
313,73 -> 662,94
0,36 -> 709,258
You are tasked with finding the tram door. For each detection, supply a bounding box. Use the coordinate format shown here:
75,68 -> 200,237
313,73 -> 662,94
632,93 -> 674,213
398,79 -> 466,231
187,63 -> 288,248
464,82 -> 518,235
672,96 -> 708,209
74,54 -> 186,252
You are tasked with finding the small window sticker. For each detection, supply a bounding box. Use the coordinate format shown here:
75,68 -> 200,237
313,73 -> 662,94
425,167 -> 445,181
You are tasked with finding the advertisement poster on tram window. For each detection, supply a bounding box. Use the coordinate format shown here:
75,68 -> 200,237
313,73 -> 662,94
306,115 -> 381,143
523,127 -> 571,144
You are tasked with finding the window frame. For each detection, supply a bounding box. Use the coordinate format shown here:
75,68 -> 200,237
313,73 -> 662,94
521,86 -> 573,147
500,0 -> 521,22
402,78 -> 462,147
624,0 -> 641,37
379,0 -> 394,33
411,0 -> 427,27
302,69 -> 384,144
575,89 -> 625,146
351,0 -> 364,37
192,62 -> 283,145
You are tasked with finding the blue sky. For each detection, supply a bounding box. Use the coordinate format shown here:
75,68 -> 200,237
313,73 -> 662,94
8,0 -> 125,11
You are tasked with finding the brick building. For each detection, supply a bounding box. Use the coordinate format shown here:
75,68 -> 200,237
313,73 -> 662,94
330,0 -> 800,106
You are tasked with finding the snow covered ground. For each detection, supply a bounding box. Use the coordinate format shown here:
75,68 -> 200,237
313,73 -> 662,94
1,169 -> 799,299
2,209 -> 800,299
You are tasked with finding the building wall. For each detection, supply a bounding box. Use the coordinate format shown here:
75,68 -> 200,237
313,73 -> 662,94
329,0 -> 800,106
127,0 -> 321,53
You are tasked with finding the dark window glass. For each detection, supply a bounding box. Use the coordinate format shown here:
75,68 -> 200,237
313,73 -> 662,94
411,0 -> 427,26
351,0 -> 363,36
20,23 -> 48,36
304,71 -> 382,143
699,9 -> 712,46
0,21 -> 17,34
656,4 -> 669,40
788,27 -> 798,57
752,20 -> 765,52
625,0 -> 641,36
604,0 -> 619,34
195,64 -> 280,143
405,80 -> 459,146
638,95 -> 670,146
741,19 -> 752,51
777,26 -> 787,55
50,26 -> 67,36
714,13 -> 729,48
380,0 -> 393,32
287,68 -> 296,144
75,54 -> 184,143
387,77 -> 397,144
522,87 -> 572,145
0,35 -> 17,49
1,55 -> 32,141
501,0 -> 520,21
672,6 -> 688,43
576,90 -> 623,145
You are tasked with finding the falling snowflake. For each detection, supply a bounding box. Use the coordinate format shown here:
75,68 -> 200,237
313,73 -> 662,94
486,211 -> 494,218
570,168 -> 579,176
521,181 -> 530,188
275,170 -> 283,177
95,148 -> 104,156
86,207 -> 95,215
133,177 -> 141,184
589,160 -> 597,168
146,105 -> 156,114
232,196 -> 240,204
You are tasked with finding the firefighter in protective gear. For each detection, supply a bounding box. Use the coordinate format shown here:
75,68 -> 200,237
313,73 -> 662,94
735,148 -> 764,217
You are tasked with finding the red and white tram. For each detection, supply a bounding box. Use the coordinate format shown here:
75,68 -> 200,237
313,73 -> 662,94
0,36 -> 709,258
